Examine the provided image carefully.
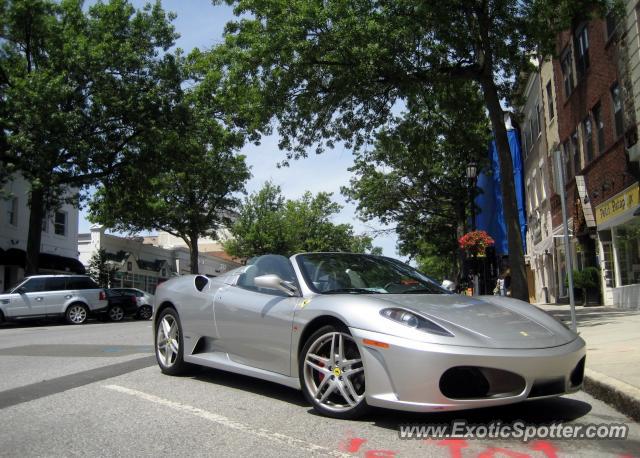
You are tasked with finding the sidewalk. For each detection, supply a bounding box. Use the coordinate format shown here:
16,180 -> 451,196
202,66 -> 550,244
536,303 -> 640,421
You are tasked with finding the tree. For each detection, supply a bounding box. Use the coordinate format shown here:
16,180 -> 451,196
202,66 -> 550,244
0,0 -> 179,274
87,249 -> 117,288
213,0 -> 607,301
342,82 -> 489,280
89,128 -> 251,274
223,182 -> 380,259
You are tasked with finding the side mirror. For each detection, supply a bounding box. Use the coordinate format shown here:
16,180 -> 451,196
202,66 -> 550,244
441,280 -> 456,292
16,287 -> 26,295
254,274 -> 298,296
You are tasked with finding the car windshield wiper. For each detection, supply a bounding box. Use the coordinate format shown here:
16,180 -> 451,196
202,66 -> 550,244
323,288 -> 382,294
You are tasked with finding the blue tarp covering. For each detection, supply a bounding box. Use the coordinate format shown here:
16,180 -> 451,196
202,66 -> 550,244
474,129 -> 526,255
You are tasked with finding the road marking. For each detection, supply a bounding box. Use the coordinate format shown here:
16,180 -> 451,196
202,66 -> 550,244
0,356 -> 155,410
104,384 -> 351,457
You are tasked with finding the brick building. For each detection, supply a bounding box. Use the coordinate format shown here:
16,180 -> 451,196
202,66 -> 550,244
550,13 -> 640,307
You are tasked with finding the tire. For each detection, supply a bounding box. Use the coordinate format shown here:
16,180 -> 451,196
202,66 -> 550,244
155,307 -> 189,375
65,303 -> 89,325
108,305 -> 125,322
299,324 -> 369,419
137,305 -> 152,321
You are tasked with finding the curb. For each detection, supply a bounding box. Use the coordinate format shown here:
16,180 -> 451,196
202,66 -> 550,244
583,368 -> 640,422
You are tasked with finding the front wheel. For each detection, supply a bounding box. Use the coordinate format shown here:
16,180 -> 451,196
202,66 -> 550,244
299,325 -> 369,419
108,305 -> 125,322
155,308 -> 189,375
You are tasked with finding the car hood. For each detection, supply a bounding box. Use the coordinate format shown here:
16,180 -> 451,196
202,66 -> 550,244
373,294 -> 576,349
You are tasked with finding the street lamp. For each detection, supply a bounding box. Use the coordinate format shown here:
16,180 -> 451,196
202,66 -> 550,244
466,162 -> 477,231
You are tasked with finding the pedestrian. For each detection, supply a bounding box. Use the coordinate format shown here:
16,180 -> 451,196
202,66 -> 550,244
504,268 -> 512,297
494,275 -> 504,295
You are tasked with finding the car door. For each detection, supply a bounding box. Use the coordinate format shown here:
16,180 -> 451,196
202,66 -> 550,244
214,255 -> 300,376
3,277 -> 48,318
43,277 -> 69,315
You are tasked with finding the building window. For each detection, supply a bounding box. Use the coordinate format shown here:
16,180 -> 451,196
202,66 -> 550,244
606,10 -> 618,40
571,131 -> 580,175
523,127 -> 530,156
611,82 -> 624,138
583,116 -> 594,163
42,213 -> 48,233
127,261 -> 132,271
593,103 -> 605,154
614,222 -> 640,286
546,81 -> 555,121
562,140 -> 572,183
535,103 -> 541,138
7,197 -> 18,226
574,24 -> 590,78
561,47 -> 574,98
54,211 -> 66,236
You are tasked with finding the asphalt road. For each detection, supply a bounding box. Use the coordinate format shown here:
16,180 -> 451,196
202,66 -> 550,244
0,319 -> 638,457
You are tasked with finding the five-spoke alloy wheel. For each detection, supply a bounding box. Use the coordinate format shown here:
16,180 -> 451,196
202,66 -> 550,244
155,307 -> 188,375
65,303 -> 89,325
300,325 -> 368,419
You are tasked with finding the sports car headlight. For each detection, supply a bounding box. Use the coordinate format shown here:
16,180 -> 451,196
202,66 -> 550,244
380,308 -> 453,336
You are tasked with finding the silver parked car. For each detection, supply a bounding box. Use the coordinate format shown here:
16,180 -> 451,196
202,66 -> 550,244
153,253 -> 586,419
0,275 -> 108,325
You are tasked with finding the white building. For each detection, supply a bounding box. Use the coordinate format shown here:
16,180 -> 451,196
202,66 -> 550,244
1,174 -> 82,291
519,62 -> 559,304
78,226 -> 241,294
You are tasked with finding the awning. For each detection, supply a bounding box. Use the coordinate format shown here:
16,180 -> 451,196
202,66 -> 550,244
0,249 -> 85,274
2,248 -> 26,266
39,253 -> 86,274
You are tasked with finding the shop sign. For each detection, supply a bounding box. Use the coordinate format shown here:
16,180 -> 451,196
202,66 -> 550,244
595,183 -> 640,226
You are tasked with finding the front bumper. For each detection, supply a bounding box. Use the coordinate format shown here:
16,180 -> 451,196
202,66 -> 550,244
350,327 -> 586,413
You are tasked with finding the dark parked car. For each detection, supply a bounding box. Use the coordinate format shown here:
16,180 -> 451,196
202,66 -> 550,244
104,289 -> 139,322
109,288 -> 154,320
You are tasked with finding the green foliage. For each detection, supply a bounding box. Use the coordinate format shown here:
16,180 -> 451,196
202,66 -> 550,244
87,249 -> 117,288
343,82 -> 489,270
223,182 -> 380,259
212,0 -> 610,300
0,0 -> 180,272
571,267 -> 600,290
416,244 -> 456,282
88,114 -> 251,274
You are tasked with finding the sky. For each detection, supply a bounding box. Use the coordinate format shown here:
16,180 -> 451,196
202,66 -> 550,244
79,0 -> 401,257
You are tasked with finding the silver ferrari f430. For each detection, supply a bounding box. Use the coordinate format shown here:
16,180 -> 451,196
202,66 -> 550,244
153,253 -> 586,419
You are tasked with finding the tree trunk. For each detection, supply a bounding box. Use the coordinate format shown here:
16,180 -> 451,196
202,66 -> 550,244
478,78 -> 528,302
25,186 -> 45,276
188,234 -> 200,275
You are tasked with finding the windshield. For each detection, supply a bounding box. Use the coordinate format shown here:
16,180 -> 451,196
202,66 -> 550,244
296,253 -> 451,295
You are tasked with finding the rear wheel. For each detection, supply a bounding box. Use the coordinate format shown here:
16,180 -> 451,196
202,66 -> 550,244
155,307 -> 189,375
65,303 -> 89,325
108,305 -> 125,322
137,305 -> 152,320
299,324 -> 369,419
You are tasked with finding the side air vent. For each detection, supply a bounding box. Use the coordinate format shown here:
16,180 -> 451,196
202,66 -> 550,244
195,275 -> 209,292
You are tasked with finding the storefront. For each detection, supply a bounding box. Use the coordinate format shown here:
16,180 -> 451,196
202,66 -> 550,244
596,182 -> 640,309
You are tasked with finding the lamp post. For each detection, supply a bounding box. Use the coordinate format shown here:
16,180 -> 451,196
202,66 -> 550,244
466,162 -> 477,231
466,162 -> 478,294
